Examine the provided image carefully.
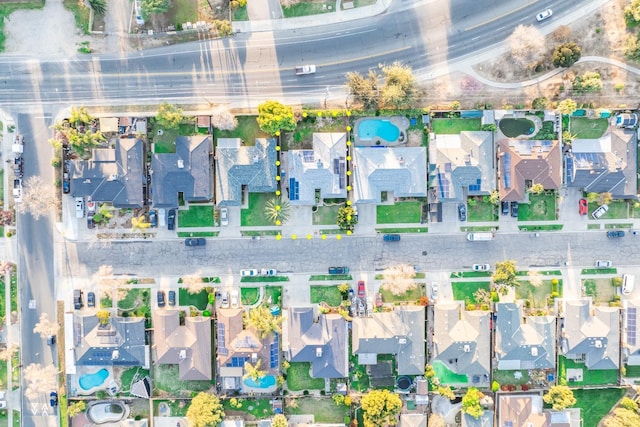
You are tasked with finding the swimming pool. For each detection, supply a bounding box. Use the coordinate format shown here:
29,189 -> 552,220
243,375 -> 276,389
357,119 -> 401,143
79,368 -> 109,391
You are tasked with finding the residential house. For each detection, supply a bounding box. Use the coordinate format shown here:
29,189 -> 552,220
565,129 -> 637,198
495,302 -> 556,370
461,411 -> 494,427
352,146 -> 427,203
624,299 -> 640,367
428,131 -> 495,202
153,310 -> 212,380
216,308 -> 279,390
73,313 -> 147,367
432,302 -> 490,387
151,135 -> 213,208
215,138 -> 277,206
399,414 -> 426,427
498,393 -> 580,427
351,306 -> 425,375
70,137 -> 145,208
497,139 -> 561,202
561,299 -> 620,371
282,307 -> 348,378
287,133 -> 347,204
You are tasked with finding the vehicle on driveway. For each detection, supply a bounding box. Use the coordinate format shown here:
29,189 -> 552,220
241,269 -> 258,277
607,230 -> 625,239
592,204 -> 609,219
458,203 -> 467,222
375,292 -> 383,307
47,335 -> 56,345
87,292 -> 95,307
510,202 -> 519,218
357,281 -> 365,298
579,199 -> 588,216
431,282 -> 438,299
501,201 -> 509,215
221,291 -> 229,308
220,208 -> 229,226
185,238 -> 206,246
87,215 -> 95,229
168,290 -> 176,306
75,197 -> 84,218
383,234 -> 401,242
623,274 -> 635,295
74,289 -> 83,310
595,260 -> 612,268
231,290 -> 239,308
472,264 -> 491,271
167,209 -> 176,230
157,291 -> 166,307
536,8 -> 553,22
149,210 -> 158,228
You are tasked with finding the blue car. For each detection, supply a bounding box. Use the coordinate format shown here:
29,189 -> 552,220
50,391 -> 58,407
383,234 -> 401,242
149,210 -> 158,228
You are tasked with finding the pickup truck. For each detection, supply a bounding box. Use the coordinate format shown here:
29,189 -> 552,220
295,65 -> 316,75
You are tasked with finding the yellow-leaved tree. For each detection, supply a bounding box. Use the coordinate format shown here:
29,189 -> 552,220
360,389 -> 402,427
186,392 -> 225,427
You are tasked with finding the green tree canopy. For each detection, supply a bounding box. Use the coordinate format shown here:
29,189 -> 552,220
156,102 -> 184,130
379,61 -> 416,108
245,305 -> 282,338
461,387 -> 484,419
187,392 -> 225,427
552,42 -> 582,68
542,385 -> 576,410
257,100 -> 296,135
556,99 -> 577,116
360,389 -> 403,427
605,408 -> 640,426
336,206 -> 358,231
141,0 -> 171,19
67,401 -> 87,418
625,0 -> 640,26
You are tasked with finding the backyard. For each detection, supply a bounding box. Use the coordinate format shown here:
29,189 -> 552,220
570,117 -> 609,139
467,197 -> 498,222
432,360 -> 469,386
119,367 -> 150,394
286,397 -> 349,423
376,201 -> 423,224
582,278 -> 616,304
284,115 -> 349,150
492,369 -> 532,386
151,122 -> 198,153
312,205 -> 340,225
154,399 -> 189,417
498,118 -> 535,138
241,193 -> 275,227
451,281 -> 491,302
431,118 -> 481,134
572,388 -> 625,427
379,283 -> 425,302
310,285 -> 343,307
558,356 -> 619,386
517,192 -> 556,221
286,362 -> 325,391
177,205 -> 214,228
222,398 -> 274,419
154,363 -> 213,396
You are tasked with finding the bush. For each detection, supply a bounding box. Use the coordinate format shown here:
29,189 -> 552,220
532,97 -> 548,110
492,381 -> 500,392
552,42 -> 582,68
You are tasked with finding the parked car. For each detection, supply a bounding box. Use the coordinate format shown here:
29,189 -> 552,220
87,201 -> 96,214
63,180 -> 70,194
592,204 -> 609,219
472,264 -> 491,271
220,208 -> 229,226
75,197 -> 85,218
87,292 -> 95,308
168,290 -> 176,306
231,290 -> 239,308
185,238 -> 206,246
149,210 -> 158,228
458,203 -> 467,222
157,291 -> 166,307
49,392 -> 58,407
241,269 -> 259,276
375,292 -> 383,307
328,266 -> 349,274
221,291 -> 230,308
536,8 -> 553,22
383,234 -> 401,242
607,230 -> 625,239
510,202 -> 519,218
431,282 -> 439,299
579,199 -> 588,216
261,268 -> 278,276
357,281 -> 366,298
73,289 -> 83,310
47,335 -> 56,345
167,209 -> 176,230
501,201 -> 509,215
595,260 -> 612,268
87,215 -> 95,229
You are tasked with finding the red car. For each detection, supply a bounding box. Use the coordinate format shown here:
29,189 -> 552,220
357,281 -> 365,298
579,199 -> 588,215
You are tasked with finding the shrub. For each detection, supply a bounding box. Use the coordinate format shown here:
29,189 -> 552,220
532,97 -> 548,110
492,381 -> 500,392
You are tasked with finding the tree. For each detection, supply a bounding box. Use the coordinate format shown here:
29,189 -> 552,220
245,305 -> 282,338
0,345 -> 18,362
461,387 -> 484,419
586,192 -> 599,203
552,25 -> 572,43
183,273 -> 207,295
131,215 -> 151,232
141,0 -> 171,19
473,289 -> 491,306
381,264 -> 416,296
379,61 -> 416,108
33,313 -> 60,338
488,190 -> 500,205
88,0 -> 107,14
243,360 -> 267,381
552,42 -> 582,68
337,206 -> 358,231
15,176 -> 59,219
211,106 -> 238,131
360,389 -> 403,427
156,102 -> 184,130
598,192 -> 613,205
272,414 -> 288,427
605,408 -> 640,426
265,197 -> 291,225
68,106 -> 95,127
186,392 -> 225,427
529,183 -> 544,195
557,99 -> 577,116
96,309 -> 111,326
24,363 -> 58,400
543,385 -> 576,410
346,70 -> 380,109
532,97 -> 548,110
437,386 -> 455,400
619,397 -> 638,412
493,260 -> 519,288
68,401 -> 87,418
625,0 -> 640,26
257,100 -> 296,135
508,25 -> 545,67
624,34 -> 640,61
0,210 -> 15,227
424,364 -> 435,379
213,20 -> 233,37
573,71 -> 602,94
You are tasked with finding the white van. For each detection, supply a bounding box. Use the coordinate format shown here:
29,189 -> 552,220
466,232 -> 495,241
623,274 -> 635,295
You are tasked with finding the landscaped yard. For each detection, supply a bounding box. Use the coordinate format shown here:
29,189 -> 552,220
432,118 -> 481,134
177,205 -> 214,228
349,354 -> 371,392
432,360 -> 469,385
285,115 -> 348,150
178,288 -> 210,310
117,288 -> 150,318
286,397 -> 350,423
492,369 -> 531,386
515,279 -> 561,308
215,115 -> 269,143
517,192 -> 556,221
310,285 -> 343,307
223,398 -> 275,418
240,287 -> 260,305
582,278 -> 616,304
120,367 -> 150,394
154,363 -> 213,396
570,117 -> 609,139
154,399 -> 189,417
282,2 -> 335,18
286,362 -> 325,391
264,286 -> 282,306
467,198 -> 498,222
625,364 -> 640,377
558,356 -> 619,386
241,193 -> 275,227
572,388 -> 625,427
591,200 -> 628,219
376,201 -> 422,224
312,205 -> 340,225
379,283 -> 425,302
451,281 -> 490,302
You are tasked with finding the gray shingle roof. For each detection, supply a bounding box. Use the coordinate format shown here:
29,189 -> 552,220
351,306 -> 425,375
151,135 -> 213,208
215,138 -> 277,206
495,302 -> 556,370
70,138 -> 144,208
284,307 -> 348,378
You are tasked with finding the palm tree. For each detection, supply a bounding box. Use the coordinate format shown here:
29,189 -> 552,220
243,360 -> 266,382
98,203 -> 114,220
264,197 -> 290,224
131,215 -> 151,232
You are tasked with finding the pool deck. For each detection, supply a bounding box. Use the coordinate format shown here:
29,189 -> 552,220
354,116 -> 410,147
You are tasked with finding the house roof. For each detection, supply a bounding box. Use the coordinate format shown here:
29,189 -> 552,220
215,138 -> 277,206
70,138 -> 144,208
287,133 -> 347,204
353,147 -> 427,203
73,313 -> 147,366
151,135 -> 213,208
283,307 -> 348,378
498,394 -> 547,427
429,131 -> 495,201
461,411 -> 494,427
495,302 -> 556,370
563,299 -> 620,370
153,310 -> 212,380
432,302 -> 490,384
351,306 -> 425,375
400,414 -> 426,427
99,117 -> 119,133
498,139 -> 562,202
567,129 -> 637,198
625,299 -> 640,365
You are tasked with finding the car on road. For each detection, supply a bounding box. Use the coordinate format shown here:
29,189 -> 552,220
375,292 -> 383,307
167,209 -> 176,230
157,291 -> 166,307
75,197 -> 84,218
510,201 -> 519,218
383,234 -> 401,242
357,281 -> 366,298
63,180 -> 70,194
149,210 -> 158,228
261,268 -> 278,276
328,266 -> 349,274
579,199 -> 588,216
595,260 -> 612,268
73,289 -> 83,310
607,230 -> 625,239
220,208 -> 228,226
472,264 -> 491,271
87,292 -> 95,308
47,335 -> 56,345
536,8 -> 553,22
231,290 -> 239,308
501,201 -> 509,215
221,291 -> 230,308
431,282 -> 438,299
185,238 -> 206,246
458,203 -> 467,222
241,269 -> 258,277
168,290 -> 176,306
49,392 -> 58,407
592,204 -> 609,219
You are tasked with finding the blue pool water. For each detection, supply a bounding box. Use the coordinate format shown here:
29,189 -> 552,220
357,119 -> 400,142
79,368 -> 109,390
243,375 -> 276,389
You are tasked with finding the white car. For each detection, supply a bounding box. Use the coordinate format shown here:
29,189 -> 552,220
75,197 -> 85,218
241,269 -> 258,277
231,290 -> 239,308
431,282 -> 438,299
595,260 -> 612,268
220,208 -> 228,226
260,268 -> 277,276
536,9 -> 553,22
592,204 -> 608,219
220,291 -> 229,308
472,264 -> 491,272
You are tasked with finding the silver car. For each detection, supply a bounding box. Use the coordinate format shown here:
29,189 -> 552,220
595,260 -> 612,268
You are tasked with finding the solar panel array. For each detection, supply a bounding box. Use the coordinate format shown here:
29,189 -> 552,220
503,153 -> 511,189
566,157 -> 574,184
302,150 -> 315,163
468,178 -> 482,192
437,172 -> 450,199
270,332 -> 280,368
217,323 -> 228,356
228,356 -> 247,367
289,178 -> 300,201
628,307 -> 637,346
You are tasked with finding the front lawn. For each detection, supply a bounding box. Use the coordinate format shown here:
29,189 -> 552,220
310,285 -> 342,307
178,288 -> 210,310
312,205 -> 340,225
178,205 -> 214,228
591,200 -> 629,219
517,192 -> 556,221
379,283 -> 425,302
582,278 -> 616,304
264,286 -> 282,306
286,397 -> 350,423
467,198 -> 498,222
240,287 -> 260,305
241,193 -> 274,226
286,362 -> 325,391
215,115 -> 269,143
376,201 -> 422,224
558,355 -> 619,386
515,279 -> 561,308
282,2 -> 334,18
117,288 -> 150,318
451,281 -> 491,302
572,388 -> 625,427
432,118 -> 481,134
570,117 -> 609,139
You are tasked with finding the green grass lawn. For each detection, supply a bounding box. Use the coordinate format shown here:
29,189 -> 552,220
241,193 -> 275,226
517,192 -> 557,221
0,360 -> 7,386
240,287 -> 260,305
215,115 -> 269,143
582,268 -> 617,275
117,288 -> 150,312
582,278 -> 616,303
223,398 -> 274,418
173,0 -> 197,23
467,198 -> 498,222
0,169 -> 4,200
558,356 -> 619,386
232,6 -> 249,21
313,205 -> 340,225
572,388 -> 625,427
450,271 -> 491,279
264,286 -> 282,306
432,360 -> 469,385
310,274 -> 352,281
625,364 -> 640,377
570,117 -> 609,139
154,364 -> 213,396
286,397 -> 350,423
178,205 -> 214,227
452,281 -> 490,302
9,273 -> 17,312
376,227 -> 428,233
178,288 -> 210,310
286,362 -> 325,391
120,367 -> 150,393
376,201 -> 422,224
516,279 -> 558,308
590,200 -> 628,219
154,399 -> 189,417
432,118 -> 481,134
379,283 -> 425,302
241,276 -> 289,283
282,2 -> 334,18
12,410 -> 19,427
151,122 -> 179,153
310,285 -> 342,306
62,0 -> 90,33
492,369 -> 531,386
